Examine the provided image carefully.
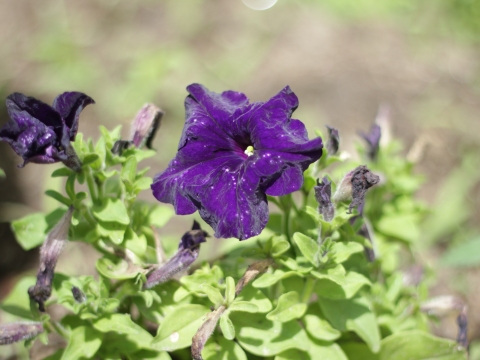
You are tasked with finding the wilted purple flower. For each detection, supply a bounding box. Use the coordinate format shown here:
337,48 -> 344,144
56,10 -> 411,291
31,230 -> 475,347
72,286 -> 86,303
0,92 -> 94,171
29,206 -> 74,312
112,103 -> 164,154
151,84 -> 323,240
325,126 -> 339,155
333,165 -> 379,213
314,177 -> 334,222
359,123 -> 381,161
0,322 -> 44,345
144,221 -> 208,289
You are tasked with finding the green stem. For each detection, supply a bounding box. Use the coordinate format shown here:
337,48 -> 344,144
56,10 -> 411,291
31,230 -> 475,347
86,168 -> 98,204
283,206 -> 291,243
46,319 -> 69,339
301,277 -> 316,304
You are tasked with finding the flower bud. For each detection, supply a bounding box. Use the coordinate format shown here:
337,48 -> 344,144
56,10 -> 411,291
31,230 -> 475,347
72,286 -> 86,303
29,206 -> 74,311
0,322 -> 44,345
144,221 -> 208,289
359,123 -> 381,161
325,126 -> 340,155
130,104 -> 164,149
314,177 -> 334,222
333,165 -> 380,213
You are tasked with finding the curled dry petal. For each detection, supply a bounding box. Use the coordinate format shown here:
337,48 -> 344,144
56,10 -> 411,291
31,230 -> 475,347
29,206 -> 74,312
325,125 -> 340,155
152,84 -> 322,240
314,176 -> 334,222
359,123 -> 381,161
144,221 -> 208,289
0,322 -> 44,345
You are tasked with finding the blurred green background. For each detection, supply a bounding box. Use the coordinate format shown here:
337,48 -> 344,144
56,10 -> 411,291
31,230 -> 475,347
0,0 -> 479,357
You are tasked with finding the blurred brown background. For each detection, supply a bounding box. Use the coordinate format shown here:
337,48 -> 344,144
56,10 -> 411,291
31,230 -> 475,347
0,0 -> 479,358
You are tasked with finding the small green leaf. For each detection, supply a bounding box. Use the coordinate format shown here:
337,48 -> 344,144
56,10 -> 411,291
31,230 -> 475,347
61,326 -> 102,360
225,277 -> 235,305
315,271 -> 371,299
121,155 -> 138,185
253,269 -> 303,288
134,177 -> 153,193
235,285 -> 272,313
96,257 -> 139,280
11,208 -> 66,250
229,301 -> 259,313
96,221 -> 127,244
51,168 -> 73,177
293,232 -> 319,266
200,283 -> 225,307
232,312 -> 309,356
45,190 -> 71,206
93,314 -> 143,335
203,337 -> 247,360
65,174 -> 76,200
220,313 -> 235,340
304,314 -> 341,341
331,241 -> 364,264
93,198 -> 130,225
271,236 -> 291,257
276,338 -> 348,360
82,153 -> 100,167
266,291 -> 307,322
152,304 -> 210,351
0,276 -> 36,319
380,330 -> 467,360
149,205 -> 175,228
124,228 -> 147,258
319,296 -> 381,353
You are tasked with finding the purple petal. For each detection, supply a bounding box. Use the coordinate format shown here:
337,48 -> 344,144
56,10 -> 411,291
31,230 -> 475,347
52,92 -> 95,140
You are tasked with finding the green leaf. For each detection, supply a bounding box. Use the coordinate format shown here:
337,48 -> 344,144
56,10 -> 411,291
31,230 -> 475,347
203,337 -> 247,360
377,214 -> 420,243
0,276 -> 36,319
304,314 -> 341,341
319,296 -> 381,353
331,241 -> 364,264
341,342 -> 379,360
135,177 -> 153,193
229,301 -> 259,313
234,285 -> 272,313
93,198 -> 130,225
45,190 -> 71,206
293,232 -> 319,266
275,337 -> 348,360
231,312 -> 309,356
441,236 -> 480,267
315,271 -> 371,299
152,304 -> 210,351
267,291 -> 307,322
96,257 -> 139,280
380,330 -> 467,360
11,208 -> 67,250
61,326 -> 102,360
51,168 -> 73,177
82,153 -> 100,166
124,228 -> 147,258
96,221 -> 127,245
148,204 -> 175,228
65,174 -> 76,200
93,314 -> 144,335
121,156 -> 138,185
311,264 -> 346,285
225,277 -> 235,305
271,236 -> 291,257
220,314 -> 235,340
253,269 -> 303,288
200,283 -> 225,307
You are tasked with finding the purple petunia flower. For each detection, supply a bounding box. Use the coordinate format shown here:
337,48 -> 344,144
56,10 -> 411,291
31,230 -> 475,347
151,84 -> 323,240
0,92 -> 94,170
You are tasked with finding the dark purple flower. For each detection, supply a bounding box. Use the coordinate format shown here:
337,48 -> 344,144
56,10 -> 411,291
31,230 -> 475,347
144,221 -> 208,289
0,322 -> 44,345
151,84 -> 323,240
325,125 -> 340,155
314,176 -> 334,221
29,206 -> 74,312
359,123 -> 381,161
0,92 -> 94,171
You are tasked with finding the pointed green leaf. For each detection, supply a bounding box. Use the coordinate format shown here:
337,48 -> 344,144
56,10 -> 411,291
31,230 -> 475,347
331,241 -> 364,264
304,314 -> 341,341
271,236 -> 291,257
235,285 -> 272,313
225,277 -> 235,305
253,270 -> 303,288
203,337 -> 247,360
220,314 -> 235,340
93,198 -> 130,225
293,232 -> 319,266
311,264 -> 346,285
121,155 -> 138,185
61,326 -> 102,360
229,301 -> 259,313
45,190 -> 71,206
200,283 -> 225,306
315,271 -> 371,299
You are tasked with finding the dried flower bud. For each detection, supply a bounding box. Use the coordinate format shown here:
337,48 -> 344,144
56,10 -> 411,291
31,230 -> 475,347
72,286 -> 86,303
0,322 -> 44,345
111,140 -> 132,155
192,306 -> 226,360
130,104 -> 163,149
325,126 -> 340,155
420,296 -> 465,317
359,123 -> 381,161
314,177 -> 334,222
29,206 -> 74,311
333,166 -> 379,214
144,221 -> 208,289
